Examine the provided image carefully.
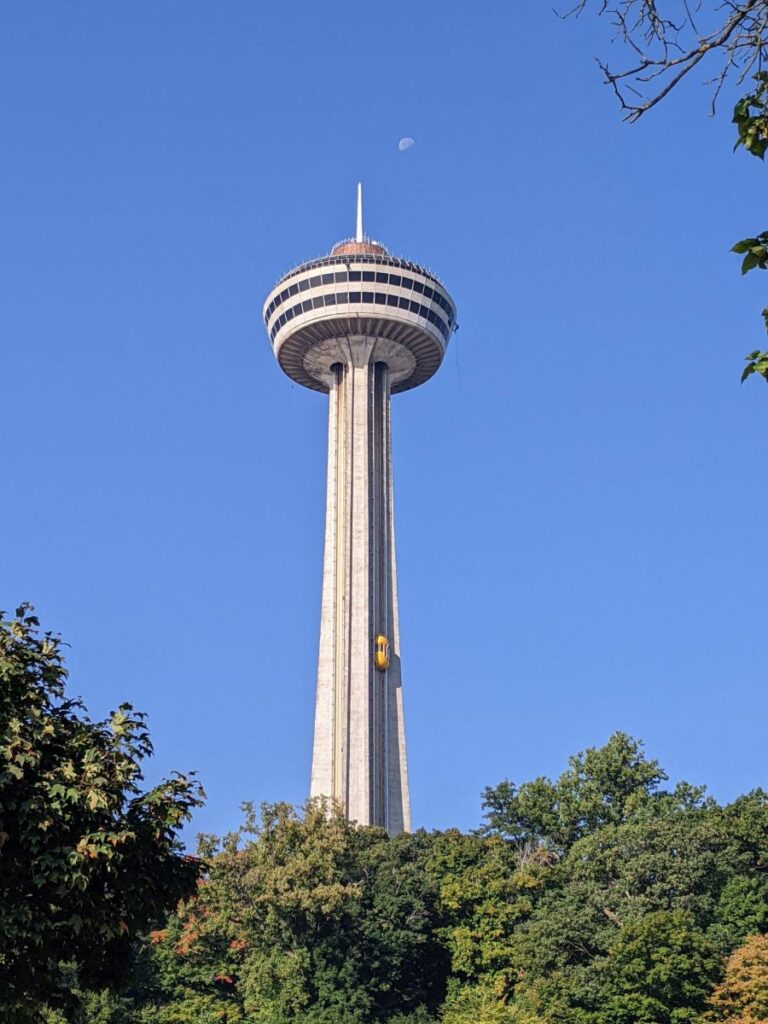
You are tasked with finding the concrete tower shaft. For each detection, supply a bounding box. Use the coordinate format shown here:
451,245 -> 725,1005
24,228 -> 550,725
314,353 -> 409,832
262,190 -> 456,833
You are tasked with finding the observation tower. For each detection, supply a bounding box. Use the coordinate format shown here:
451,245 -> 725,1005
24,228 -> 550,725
262,185 -> 457,834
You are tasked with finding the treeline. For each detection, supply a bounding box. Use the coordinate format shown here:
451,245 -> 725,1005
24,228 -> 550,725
3,609 -> 766,1023
68,734 -> 768,1024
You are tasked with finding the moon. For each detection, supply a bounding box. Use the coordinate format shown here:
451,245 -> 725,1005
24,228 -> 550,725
398,137 -> 415,152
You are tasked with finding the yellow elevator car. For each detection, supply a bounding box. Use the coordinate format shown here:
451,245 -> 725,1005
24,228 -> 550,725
374,635 -> 390,671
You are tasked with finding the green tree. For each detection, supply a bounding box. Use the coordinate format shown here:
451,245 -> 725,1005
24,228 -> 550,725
506,790 -> 768,1021
0,605 -> 204,1021
481,732 -> 706,854
123,801 -> 450,1024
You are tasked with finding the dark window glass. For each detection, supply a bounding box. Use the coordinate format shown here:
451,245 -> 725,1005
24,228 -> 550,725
412,280 -> 423,293
335,271 -> 347,283
389,274 -> 401,286
275,294 -> 283,308
349,270 -> 361,282
376,272 -> 388,284
427,310 -> 436,324
409,300 -> 419,314
299,279 -> 309,292
324,294 -> 336,306
337,291 -> 348,303
402,277 -> 413,290
387,294 -> 398,307
301,299 -> 312,312
362,271 -> 374,282
289,283 -> 299,296
309,276 -> 321,288
374,293 -> 386,305
419,304 -> 429,319
350,291 -> 361,302
398,296 -> 409,309
362,291 -> 373,302
312,296 -> 323,309
286,308 -> 294,321
423,285 -> 433,300
322,273 -> 334,285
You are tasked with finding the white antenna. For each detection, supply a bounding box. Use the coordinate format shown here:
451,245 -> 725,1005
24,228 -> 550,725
356,181 -> 363,243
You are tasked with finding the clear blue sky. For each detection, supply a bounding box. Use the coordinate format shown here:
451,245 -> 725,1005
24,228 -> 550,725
2,2 -> 766,839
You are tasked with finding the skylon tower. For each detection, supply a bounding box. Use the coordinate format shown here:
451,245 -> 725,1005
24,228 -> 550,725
263,185 -> 457,834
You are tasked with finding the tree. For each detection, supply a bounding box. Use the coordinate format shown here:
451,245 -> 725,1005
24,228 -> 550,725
504,790 -> 768,1021
565,1 -> 768,383
0,605 -> 204,1021
481,732 -> 707,854
123,801 -> 450,1023
703,933 -> 768,1022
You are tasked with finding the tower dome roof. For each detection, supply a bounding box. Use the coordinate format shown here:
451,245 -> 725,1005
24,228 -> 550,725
331,238 -> 388,257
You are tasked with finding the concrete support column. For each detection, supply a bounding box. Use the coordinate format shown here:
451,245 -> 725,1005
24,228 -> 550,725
310,341 -> 411,834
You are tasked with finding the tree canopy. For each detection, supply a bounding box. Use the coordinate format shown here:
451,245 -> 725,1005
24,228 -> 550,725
0,605 -> 204,1021
61,734 -> 768,1024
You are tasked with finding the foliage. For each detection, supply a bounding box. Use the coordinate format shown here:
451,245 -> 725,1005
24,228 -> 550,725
481,732 -> 706,854
0,605 -> 204,1022
70,734 -> 768,1024
110,801 -> 450,1023
703,933 -> 768,1022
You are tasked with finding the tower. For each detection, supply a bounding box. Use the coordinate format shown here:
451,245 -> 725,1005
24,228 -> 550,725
263,185 -> 457,834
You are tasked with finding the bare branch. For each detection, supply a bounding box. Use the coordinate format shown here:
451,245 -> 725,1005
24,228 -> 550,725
563,0 -> 768,118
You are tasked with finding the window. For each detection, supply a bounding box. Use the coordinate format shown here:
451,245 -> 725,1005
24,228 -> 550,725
324,294 -> 337,306
362,291 -> 373,302
419,304 -> 429,319
334,271 -> 347,283
412,280 -> 423,294
309,276 -> 321,288
350,291 -> 361,302
362,271 -> 374,282
409,300 -> 419,314
374,293 -> 386,305
376,272 -> 388,284
349,271 -> 361,282
423,285 -> 433,300
402,277 -> 413,290
286,308 -> 294,321
390,274 -> 401,286
299,279 -> 309,292
337,291 -> 348,303
322,273 -> 334,285
387,295 -> 398,307
312,296 -> 324,309
398,296 -> 409,309
289,283 -> 299,297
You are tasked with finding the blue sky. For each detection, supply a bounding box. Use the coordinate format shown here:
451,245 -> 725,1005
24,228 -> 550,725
1,1 -> 765,838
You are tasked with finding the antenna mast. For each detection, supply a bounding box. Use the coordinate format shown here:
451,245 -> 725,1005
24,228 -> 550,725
356,182 -> 363,243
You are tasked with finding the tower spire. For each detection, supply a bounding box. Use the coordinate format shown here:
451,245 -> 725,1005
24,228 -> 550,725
356,181 -> 363,243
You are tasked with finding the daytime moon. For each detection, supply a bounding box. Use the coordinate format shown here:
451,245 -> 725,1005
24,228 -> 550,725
398,137 -> 415,152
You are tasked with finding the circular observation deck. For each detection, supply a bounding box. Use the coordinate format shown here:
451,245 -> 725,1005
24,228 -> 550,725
263,243 -> 457,395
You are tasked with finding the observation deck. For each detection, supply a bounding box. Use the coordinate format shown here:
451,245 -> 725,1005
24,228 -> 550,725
262,241 -> 456,395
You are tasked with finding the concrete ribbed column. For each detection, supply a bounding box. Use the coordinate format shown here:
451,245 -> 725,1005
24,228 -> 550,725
310,342 -> 411,834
